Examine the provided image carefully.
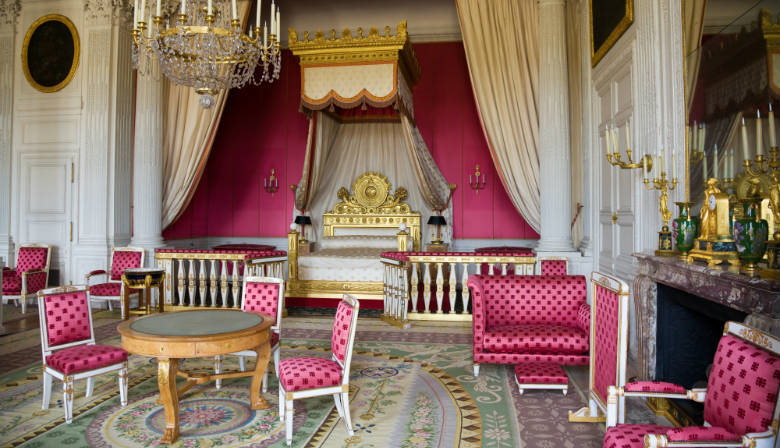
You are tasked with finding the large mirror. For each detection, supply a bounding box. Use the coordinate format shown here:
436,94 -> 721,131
684,0 -> 779,224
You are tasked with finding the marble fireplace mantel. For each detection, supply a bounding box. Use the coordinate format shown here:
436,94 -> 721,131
632,252 -> 780,380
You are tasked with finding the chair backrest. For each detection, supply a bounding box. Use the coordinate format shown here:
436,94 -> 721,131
539,257 -> 568,275
16,243 -> 51,274
110,247 -> 145,281
703,321 -> 780,436
332,294 -> 359,380
241,276 -> 285,331
588,272 -> 630,416
37,286 -> 95,358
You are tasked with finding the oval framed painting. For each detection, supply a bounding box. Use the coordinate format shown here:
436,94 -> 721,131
22,14 -> 80,93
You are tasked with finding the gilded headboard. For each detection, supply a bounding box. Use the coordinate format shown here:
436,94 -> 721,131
322,172 -> 421,250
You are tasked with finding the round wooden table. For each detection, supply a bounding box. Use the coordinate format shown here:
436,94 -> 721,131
117,310 -> 273,444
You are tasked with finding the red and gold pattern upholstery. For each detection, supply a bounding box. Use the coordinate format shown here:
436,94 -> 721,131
86,247 -> 144,319
468,274 -> 589,374
278,295 -> 360,446
2,244 -> 51,314
37,286 -> 128,424
540,259 -> 567,275
604,321 -> 780,448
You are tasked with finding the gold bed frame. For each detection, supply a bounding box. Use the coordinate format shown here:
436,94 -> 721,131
287,172 -> 421,300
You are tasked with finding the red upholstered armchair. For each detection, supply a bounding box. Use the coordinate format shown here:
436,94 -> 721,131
85,247 -> 144,319
2,243 -> 51,314
604,321 -> 780,448
467,274 -> 590,376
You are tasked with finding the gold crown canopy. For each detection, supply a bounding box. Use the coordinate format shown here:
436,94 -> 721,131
330,172 -> 411,215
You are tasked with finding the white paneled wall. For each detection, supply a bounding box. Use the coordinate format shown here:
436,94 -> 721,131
6,0 -> 134,285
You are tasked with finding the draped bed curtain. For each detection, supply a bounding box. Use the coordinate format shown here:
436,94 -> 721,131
161,1 -> 249,229
293,114 -> 453,244
455,0 -> 541,233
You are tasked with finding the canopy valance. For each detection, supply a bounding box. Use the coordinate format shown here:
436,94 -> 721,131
288,21 -> 420,118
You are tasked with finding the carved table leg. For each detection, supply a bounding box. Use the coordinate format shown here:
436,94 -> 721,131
158,358 -> 180,444
250,340 -> 271,410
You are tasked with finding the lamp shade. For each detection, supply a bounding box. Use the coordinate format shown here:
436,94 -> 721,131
294,215 -> 312,225
427,215 -> 446,226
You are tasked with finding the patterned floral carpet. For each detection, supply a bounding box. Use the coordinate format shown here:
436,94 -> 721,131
0,313 -> 619,447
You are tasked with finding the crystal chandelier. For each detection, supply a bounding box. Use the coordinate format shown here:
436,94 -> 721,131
132,0 -> 281,109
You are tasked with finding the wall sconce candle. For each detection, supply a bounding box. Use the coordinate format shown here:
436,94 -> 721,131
264,168 -> 279,194
605,120 -> 652,172
469,164 -> 486,193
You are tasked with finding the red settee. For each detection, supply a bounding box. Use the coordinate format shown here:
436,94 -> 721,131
467,274 -> 590,376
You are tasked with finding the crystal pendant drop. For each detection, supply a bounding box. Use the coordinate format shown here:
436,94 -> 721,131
199,93 -> 216,109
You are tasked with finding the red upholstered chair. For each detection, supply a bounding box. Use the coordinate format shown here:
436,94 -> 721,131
214,276 -> 284,392
539,256 -> 568,275
85,247 -> 144,319
278,294 -> 359,446
569,272 -> 630,424
37,286 -> 128,423
467,274 -> 590,376
603,321 -> 780,448
2,243 -> 51,314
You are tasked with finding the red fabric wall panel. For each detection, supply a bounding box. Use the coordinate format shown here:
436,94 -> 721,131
164,43 -> 538,240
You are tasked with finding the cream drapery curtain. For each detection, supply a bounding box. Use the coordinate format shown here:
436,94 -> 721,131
456,0 -> 540,232
294,111 -> 340,213
684,0 -> 707,114
161,0 -> 250,228
301,120 -> 449,243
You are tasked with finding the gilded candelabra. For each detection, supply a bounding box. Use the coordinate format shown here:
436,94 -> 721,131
264,168 -> 279,194
604,122 -> 653,171
644,171 -> 678,256
766,146 -> 780,270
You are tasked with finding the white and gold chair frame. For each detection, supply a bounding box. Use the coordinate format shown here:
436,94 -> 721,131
279,294 -> 360,446
568,272 -> 630,424
2,243 -> 52,314
215,276 -> 285,392
37,286 -> 128,424
85,246 -> 145,319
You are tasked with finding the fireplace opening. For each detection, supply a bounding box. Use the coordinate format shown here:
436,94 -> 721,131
655,283 -> 747,424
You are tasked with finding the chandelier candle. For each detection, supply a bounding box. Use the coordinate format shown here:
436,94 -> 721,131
770,103 -> 777,147
757,109 -> 763,156
742,117 -> 750,160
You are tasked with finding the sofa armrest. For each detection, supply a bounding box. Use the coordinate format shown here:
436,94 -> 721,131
576,303 -> 590,334
466,275 -> 487,354
21,270 -> 48,295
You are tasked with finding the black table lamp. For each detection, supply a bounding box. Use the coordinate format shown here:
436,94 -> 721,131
294,215 -> 312,243
427,215 -> 446,245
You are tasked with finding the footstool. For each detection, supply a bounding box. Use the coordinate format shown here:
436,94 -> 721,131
514,363 -> 569,395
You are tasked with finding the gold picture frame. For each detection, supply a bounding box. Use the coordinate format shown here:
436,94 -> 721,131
590,0 -> 634,67
22,14 -> 80,93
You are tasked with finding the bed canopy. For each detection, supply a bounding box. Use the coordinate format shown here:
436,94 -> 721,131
288,21 -> 454,244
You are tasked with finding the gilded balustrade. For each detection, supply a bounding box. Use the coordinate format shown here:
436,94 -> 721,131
155,249 -> 287,309
380,253 -> 536,328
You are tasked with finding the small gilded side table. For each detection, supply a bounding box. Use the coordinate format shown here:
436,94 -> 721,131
122,267 -> 166,320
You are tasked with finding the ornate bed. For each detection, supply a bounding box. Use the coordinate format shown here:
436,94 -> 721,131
287,172 -> 421,301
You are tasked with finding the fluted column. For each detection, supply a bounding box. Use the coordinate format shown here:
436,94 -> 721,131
536,0 -> 576,252
0,4 -> 19,266
130,61 -> 164,262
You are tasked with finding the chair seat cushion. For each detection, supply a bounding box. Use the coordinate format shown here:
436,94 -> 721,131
278,357 -> 342,392
46,344 -> 128,374
603,424 -> 670,448
482,325 -> 588,354
2,273 -> 21,294
89,282 -> 122,297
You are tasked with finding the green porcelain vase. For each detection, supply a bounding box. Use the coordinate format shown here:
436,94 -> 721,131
734,197 -> 769,275
672,202 -> 699,260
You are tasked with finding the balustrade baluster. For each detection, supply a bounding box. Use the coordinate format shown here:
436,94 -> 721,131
209,260 -> 218,306
231,261 -> 240,308
162,259 -> 173,305
383,264 -> 389,316
401,267 -> 409,321
187,260 -> 196,306
220,260 -> 229,307
488,263 -> 495,275
435,262 -> 444,313
461,262 -> 470,313
501,263 -> 508,275
177,259 -> 186,306
391,265 -> 399,320
448,262 -> 456,314
410,262 -> 418,313
198,260 -> 206,306
423,262 -> 431,313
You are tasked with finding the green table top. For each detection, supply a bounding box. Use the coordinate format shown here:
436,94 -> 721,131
129,310 -> 264,336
